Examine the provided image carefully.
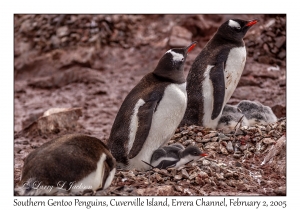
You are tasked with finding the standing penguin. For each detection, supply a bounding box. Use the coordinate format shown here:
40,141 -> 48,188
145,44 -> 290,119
15,134 -> 116,195
181,19 -> 258,129
107,42 -> 197,171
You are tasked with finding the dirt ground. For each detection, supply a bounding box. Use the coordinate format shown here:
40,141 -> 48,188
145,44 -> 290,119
14,14 -> 286,196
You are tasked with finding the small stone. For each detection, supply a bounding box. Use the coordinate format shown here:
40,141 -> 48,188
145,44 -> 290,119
202,159 -> 210,166
220,143 -> 229,155
215,173 -> 225,180
204,178 -> 211,184
211,137 -> 219,142
199,171 -> 209,179
224,172 -> 233,179
189,172 -> 198,180
263,138 -> 276,145
181,130 -> 189,135
233,153 -> 242,158
198,138 -> 211,143
197,132 -> 203,137
174,174 -> 182,180
173,133 -> 182,139
235,161 -> 242,167
226,141 -> 234,153
181,169 -> 189,179
274,186 -> 286,195
183,139 -> 194,146
240,144 -> 248,151
155,173 -> 163,182
219,133 -> 231,141
275,36 -> 286,49
56,26 -> 69,37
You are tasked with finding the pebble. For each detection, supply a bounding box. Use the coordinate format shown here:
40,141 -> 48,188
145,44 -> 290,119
226,141 -> 234,153
211,137 -> 219,142
181,169 -> 189,179
219,133 -> 231,141
202,159 -> 210,166
262,138 -> 276,144
220,143 -> 229,155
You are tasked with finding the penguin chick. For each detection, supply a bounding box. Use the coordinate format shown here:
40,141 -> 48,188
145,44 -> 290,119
237,100 -> 277,126
15,134 -> 116,195
181,19 -> 258,129
150,144 -> 208,169
217,104 -> 249,133
107,42 -> 197,171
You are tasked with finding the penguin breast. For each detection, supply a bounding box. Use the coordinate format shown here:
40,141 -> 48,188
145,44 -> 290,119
127,83 -> 187,171
223,46 -> 246,103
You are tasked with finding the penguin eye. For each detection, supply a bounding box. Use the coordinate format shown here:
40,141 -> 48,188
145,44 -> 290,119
236,26 -> 241,30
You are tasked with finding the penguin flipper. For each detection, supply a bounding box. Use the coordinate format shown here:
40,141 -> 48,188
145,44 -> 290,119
128,94 -> 162,159
210,63 -> 225,120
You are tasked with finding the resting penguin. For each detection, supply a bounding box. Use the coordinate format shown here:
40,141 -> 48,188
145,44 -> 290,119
181,19 -> 258,129
15,134 -> 116,195
150,144 -> 208,169
217,104 -> 249,132
107,42 -> 197,171
237,100 -> 277,126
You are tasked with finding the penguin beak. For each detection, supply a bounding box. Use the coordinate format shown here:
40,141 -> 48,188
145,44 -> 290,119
246,19 -> 259,27
185,41 -> 197,54
200,153 -> 208,157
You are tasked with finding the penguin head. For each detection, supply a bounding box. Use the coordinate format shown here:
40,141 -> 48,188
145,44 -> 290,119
217,19 -> 258,42
181,145 -> 208,159
153,41 -> 197,83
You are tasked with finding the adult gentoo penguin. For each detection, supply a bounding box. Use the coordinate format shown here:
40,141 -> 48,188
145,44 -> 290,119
181,19 -> 258,129
107,42 -> 197,171
16,134 -> 116,195
150,144 -> 208,169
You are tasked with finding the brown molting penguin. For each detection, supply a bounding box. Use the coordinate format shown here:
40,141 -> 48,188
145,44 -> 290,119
16,134 -> 116,195
181,19 -> 258,129
107,42 -> 197,171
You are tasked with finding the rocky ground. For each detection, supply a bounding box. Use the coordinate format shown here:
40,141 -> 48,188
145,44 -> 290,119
14,14 -> 286,196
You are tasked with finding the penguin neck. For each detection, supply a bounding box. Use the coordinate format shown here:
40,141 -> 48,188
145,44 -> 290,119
179,149 -> 189,159
213,33 -> 245,46
152,70 -> 185,84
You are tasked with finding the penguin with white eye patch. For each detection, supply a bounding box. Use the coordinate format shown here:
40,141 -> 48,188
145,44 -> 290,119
181,19 -> 258,129
16,134 -> 116,195
107,42 -> 197,171
150,144 -> 208,169
237,100 -> 277,125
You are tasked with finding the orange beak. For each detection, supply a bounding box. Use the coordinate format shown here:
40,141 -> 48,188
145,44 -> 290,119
246,19 -> 258,27
186,41 -> 197,53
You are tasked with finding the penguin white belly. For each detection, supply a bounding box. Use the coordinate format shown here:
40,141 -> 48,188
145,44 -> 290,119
202,65 -> 217,128
70,153 -> 111,193
202,47 -> 246,129
223,46 -> 246,103
128,83 -> 187,171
